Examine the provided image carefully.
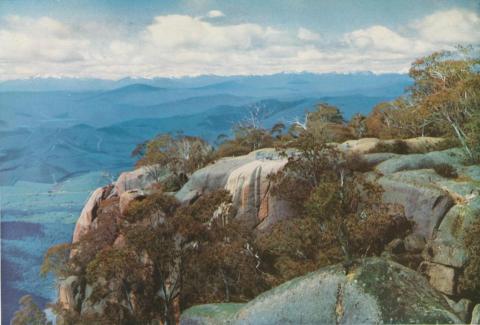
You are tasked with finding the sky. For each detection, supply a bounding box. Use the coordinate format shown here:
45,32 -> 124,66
0,0 -> 479,80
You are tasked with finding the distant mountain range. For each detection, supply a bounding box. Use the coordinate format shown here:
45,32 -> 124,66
0,72 -> 411,95
0,73 -> 412,185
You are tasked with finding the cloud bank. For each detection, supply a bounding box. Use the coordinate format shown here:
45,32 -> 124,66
0,8 -> 479,80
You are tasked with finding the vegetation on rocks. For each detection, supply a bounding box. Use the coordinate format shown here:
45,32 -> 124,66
459,218 -> 480,301
362,47 -> 480,162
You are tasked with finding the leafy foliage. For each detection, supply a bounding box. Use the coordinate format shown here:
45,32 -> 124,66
11,295 -> 50,325
261,131 -> 412,283
364,47 -> 480,161
40,243 -> 72,279
134,133 -> 213,190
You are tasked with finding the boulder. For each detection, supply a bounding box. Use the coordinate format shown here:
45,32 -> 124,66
376,148 -> 465,175
445,297 -> 473,323
58,276 -> 80,311
419,261 -> 457,296
225,159 -> 288,227
425,196 -> 480,268
176,149 -> 290,228
379,172 -> 454,238
175,152 -> 262,203
114,165 -> 166,196
472,304 -> 480,325
181,258 -> 461,325
72,185 -> 113,243
338,138 -> 381,153
338,137 -> 444,155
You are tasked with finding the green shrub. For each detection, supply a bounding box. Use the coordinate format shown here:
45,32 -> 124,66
369,140 -> 410,154
459,218 -> 480,300
345,152 -> 373,172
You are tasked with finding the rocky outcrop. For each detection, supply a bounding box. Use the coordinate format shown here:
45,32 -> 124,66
65,137 -> 479,320
339,137 -> 445,155
180,258 -> 461,325
114,164 -> 166,196
72,185 -> 113,243
176,148 -> 290,228
378,171 -> 455,238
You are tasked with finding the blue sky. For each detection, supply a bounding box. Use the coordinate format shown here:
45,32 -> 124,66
0,0 -> 479,79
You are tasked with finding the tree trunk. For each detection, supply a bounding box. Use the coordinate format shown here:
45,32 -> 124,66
448,116 -> 473,160
222,271 -> 230,302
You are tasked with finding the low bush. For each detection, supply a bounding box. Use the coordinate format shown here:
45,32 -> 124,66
345,152 -> 373,172
369,140 -> 410,154
459,218 -> 480,301
433,163 -> 458,179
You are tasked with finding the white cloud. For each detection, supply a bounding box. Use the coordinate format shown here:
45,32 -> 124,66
142,15 -> 283,51
0,16 -> 89,63
0,8 -> 479,79
297,27 -> 321,41
343,25 -> 435,55
412,9 -> 480,45
206,10 -> 225,18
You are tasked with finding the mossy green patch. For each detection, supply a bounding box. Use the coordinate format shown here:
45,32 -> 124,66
181,303 -> 244,324
353,258 -> 457,324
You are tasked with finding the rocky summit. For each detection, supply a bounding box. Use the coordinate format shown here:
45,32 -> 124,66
59,137 -> 480,324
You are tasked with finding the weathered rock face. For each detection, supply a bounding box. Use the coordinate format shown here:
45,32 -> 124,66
224,159 -> 289,228
176,149 -> 290,228
114,164 -> 166,196
181,258 -> 461,325
339,137 -> 445,155
378,171 -> 455,238
72,185 -> 113,243
58,276 -> 80,311
373,148 -> 479,297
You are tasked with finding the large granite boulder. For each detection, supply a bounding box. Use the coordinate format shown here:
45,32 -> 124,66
114,164 -> 167,195
378,170 -> 455,238
376,148 -> 465,175
339,137 -> 445,155
181,258 -> 461,325
176,149 -> 290,228
373,149 -> 479,297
